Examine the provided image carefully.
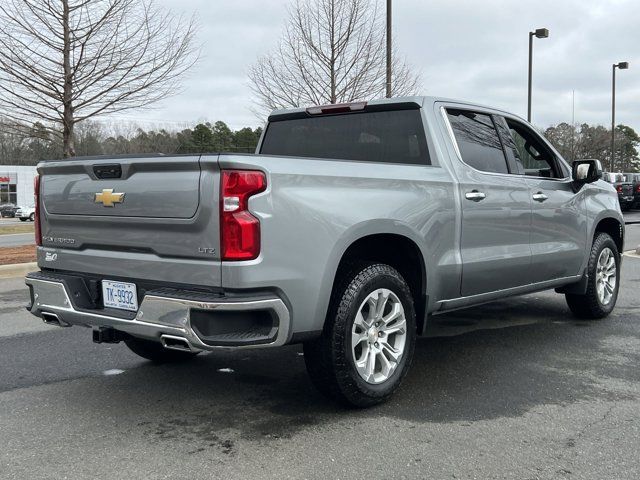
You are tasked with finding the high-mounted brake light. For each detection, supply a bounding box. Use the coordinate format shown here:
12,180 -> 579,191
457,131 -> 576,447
220,170 -> 266,261
34,174 -> 42,246
306,101 -> 367,115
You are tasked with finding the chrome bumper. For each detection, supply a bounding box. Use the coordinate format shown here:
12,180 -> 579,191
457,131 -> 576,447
25,274 -> 291,351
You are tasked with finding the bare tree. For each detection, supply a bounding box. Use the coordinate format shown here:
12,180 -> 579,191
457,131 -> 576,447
249,0 -> 420,115
0,0 -> 198,157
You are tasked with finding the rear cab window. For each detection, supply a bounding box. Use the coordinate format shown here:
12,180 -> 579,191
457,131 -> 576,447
445,109 -> 509,174
260,107 -> 430,165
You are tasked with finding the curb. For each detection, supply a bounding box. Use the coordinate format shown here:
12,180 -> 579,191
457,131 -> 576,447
0,262 -> 37,279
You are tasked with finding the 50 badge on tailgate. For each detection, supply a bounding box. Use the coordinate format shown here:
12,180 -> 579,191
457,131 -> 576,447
102,280 -> 138,311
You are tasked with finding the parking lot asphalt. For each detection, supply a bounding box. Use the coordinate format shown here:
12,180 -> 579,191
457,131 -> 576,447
1,227 -> 639,479
0,218 -> 28,226
624,208 -> 640,225
0,233 -> 34,247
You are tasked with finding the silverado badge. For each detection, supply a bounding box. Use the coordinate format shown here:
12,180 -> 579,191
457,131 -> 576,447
95,189 -> 125,207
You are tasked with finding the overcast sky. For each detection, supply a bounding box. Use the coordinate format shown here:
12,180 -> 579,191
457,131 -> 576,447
118,0 -> 639,132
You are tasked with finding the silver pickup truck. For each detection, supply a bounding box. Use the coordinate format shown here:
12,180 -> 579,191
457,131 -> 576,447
26,96 -> 624,407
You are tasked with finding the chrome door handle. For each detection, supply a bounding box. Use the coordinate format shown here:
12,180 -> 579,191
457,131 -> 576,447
532,192 -> 548,202
465,190 -> 486,202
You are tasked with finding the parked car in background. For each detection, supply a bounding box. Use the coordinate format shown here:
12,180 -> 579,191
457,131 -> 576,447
627,173 -> 640,208
15,205 -> 35,222
0,203 -> 18,218
604,173 -> 634,210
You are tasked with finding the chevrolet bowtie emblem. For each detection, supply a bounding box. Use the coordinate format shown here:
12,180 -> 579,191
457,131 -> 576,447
95,189 -> 125,207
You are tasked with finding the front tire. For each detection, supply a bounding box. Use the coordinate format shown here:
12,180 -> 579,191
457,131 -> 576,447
29,213 -> 35,221
124,337 -> 199,363
19,217 -> 27,222
565,232 -> 620,319
304,263 -> 416,408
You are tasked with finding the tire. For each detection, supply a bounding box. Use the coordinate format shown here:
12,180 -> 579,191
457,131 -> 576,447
565,232 -> 620,319
19,218 -> 27,222
124,336 -> 199,363
304,262 -> 416,408
29,213 -> 35,222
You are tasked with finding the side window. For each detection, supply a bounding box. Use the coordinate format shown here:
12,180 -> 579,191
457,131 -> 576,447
446,109 -> 509,174
503,119 -> 562,178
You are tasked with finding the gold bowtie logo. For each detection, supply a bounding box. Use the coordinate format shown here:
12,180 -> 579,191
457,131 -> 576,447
95,189 -> 125,207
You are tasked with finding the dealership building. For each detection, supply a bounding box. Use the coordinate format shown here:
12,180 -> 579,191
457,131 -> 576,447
0,166 -> 38,207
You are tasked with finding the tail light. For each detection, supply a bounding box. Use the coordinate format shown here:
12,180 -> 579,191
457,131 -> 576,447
34,174 -> 41,246
616,185 -> 622,193
637,184 -> 640,193
220,170 -> 266,261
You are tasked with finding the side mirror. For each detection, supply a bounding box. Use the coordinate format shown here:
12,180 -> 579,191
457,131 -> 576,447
572,159 -> 602,185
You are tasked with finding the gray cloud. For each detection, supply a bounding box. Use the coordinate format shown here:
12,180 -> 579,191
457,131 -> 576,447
121,0 -> 638,133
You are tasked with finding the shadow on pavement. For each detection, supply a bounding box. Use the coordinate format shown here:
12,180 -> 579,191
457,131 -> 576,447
52,290 -> 639,453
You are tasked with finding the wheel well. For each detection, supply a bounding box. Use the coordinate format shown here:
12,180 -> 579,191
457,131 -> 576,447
333,234 -> 427,334
594,218 -> 623,253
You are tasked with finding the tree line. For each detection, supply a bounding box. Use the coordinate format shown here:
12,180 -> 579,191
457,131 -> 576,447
1,117 -> 638,171
0,121 -> 263,166
545,123 -> 640,173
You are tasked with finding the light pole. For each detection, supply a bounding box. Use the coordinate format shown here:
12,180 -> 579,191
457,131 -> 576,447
527,27 -> 549,122
611,61 -> 629,172
386,0 -> 392,98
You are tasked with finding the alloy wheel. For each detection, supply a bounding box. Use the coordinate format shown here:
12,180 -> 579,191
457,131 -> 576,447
351,288 -> 407,384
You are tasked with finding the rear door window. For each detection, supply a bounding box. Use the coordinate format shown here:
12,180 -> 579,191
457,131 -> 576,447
446,109 -> 509,174
260,109 -> 430,165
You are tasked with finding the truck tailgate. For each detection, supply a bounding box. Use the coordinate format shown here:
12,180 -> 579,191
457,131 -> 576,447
38,155 -> 222,287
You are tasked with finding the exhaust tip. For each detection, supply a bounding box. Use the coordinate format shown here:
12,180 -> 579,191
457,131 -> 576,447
160,334 -> 193,352
41,312 -> 70,327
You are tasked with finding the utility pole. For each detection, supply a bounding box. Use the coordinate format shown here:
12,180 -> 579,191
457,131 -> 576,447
611,65 -> 616,172
571,90 -> 575,161
386,0 -> 392,98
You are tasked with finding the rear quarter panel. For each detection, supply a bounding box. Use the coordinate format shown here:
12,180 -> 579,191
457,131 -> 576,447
217,154 -> 457,337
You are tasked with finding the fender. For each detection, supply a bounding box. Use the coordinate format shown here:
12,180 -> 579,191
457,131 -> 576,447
316,219 -> 430,330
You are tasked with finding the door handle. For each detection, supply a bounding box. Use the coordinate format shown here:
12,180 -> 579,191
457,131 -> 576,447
532,192 -> 548,202
465,190 -> 486,202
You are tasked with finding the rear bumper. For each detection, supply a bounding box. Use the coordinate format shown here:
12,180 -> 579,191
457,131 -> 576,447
25,271 -> 291,351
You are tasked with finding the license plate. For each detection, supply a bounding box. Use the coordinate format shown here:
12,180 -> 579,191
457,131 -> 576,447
102,280 -> 138,312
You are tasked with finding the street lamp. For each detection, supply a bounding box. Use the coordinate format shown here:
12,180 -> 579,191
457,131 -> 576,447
527,27 -> 549,122
611,61 -> 629,172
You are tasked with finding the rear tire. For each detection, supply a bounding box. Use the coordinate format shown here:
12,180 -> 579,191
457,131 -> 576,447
29,213 -> 35,221
124,337 -> 199,363
304,262 -> 416,408
19,218 -> 27,222
565,232 -> 620,319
